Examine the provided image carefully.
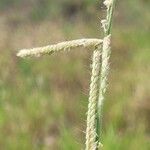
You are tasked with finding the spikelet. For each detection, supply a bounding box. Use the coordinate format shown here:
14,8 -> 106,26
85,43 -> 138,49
104,0 -> 113,8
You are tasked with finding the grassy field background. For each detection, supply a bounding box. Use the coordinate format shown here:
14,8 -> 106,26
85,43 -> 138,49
0,0 -> 150,149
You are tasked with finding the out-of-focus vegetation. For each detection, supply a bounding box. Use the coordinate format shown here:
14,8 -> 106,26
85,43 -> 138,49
0,0 -> 150,149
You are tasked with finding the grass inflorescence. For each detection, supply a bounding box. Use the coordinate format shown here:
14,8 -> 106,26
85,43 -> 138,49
17,0 -> 116,150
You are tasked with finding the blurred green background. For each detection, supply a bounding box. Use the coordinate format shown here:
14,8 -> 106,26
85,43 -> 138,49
0,0 -> 150,149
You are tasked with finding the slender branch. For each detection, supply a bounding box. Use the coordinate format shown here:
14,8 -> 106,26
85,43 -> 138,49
85,47 -> 101,150
17,39 -> 102,58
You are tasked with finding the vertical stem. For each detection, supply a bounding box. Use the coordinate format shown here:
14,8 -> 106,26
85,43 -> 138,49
105,0 -> 116,35
86,1 -> 116,149
97,0 -> 116,148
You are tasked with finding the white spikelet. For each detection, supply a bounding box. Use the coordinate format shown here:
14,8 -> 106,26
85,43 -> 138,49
103,0 -> 113,8
101,19 -> 107,33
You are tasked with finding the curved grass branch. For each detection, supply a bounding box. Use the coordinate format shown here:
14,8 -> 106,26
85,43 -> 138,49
17,38 -> 103,58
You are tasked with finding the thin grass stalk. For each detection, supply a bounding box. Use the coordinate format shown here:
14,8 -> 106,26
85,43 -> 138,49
96,0 -> 116,148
